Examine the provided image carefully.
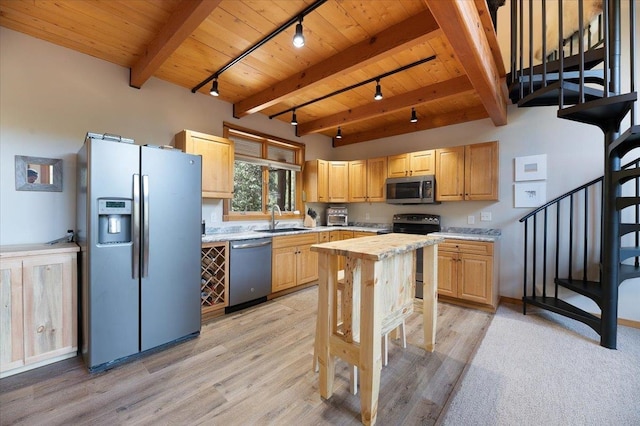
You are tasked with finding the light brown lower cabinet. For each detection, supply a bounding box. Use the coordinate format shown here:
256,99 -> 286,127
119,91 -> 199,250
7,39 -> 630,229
437,239 -> 499,311
272,233 -> 319,293
0,243 -> 78,378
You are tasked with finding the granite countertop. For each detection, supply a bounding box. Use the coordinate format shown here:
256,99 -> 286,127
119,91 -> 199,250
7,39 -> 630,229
202,224 -> 391,243
311,234 -> 444,261
431,227 -> 502,242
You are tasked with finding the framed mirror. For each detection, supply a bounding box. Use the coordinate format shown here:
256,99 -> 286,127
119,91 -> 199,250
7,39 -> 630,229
15,155 -> 63,192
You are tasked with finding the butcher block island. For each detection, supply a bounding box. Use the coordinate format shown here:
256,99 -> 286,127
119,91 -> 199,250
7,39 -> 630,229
311,233 -> 443,425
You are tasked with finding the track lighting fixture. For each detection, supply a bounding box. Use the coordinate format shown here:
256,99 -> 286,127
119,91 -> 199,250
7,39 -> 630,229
410,107 -> 418,123
293,17 -> 305,48
374,79 -> 383,101
291,109 -> 298,126
335,127 -> 342,139
209,78 -> 219,97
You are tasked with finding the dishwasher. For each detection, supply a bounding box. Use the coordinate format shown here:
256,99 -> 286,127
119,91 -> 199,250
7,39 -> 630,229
226,237 -> 272,313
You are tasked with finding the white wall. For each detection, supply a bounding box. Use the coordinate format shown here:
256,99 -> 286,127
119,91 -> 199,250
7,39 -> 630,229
1,13 -> 637,323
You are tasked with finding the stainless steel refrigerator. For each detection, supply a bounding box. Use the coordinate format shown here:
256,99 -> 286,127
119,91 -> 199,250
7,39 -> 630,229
77,132 -> 202,371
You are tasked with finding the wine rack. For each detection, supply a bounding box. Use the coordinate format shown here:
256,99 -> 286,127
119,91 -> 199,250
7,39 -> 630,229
201,242 -> 228,313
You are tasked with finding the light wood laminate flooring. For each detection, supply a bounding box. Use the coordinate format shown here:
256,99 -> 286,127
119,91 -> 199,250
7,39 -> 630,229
0,286 -> 492,425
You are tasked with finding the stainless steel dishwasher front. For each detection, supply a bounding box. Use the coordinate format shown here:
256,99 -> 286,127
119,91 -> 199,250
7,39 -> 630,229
228,237 -> 272,309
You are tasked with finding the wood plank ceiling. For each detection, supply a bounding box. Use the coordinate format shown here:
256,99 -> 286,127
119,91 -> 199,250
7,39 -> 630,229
0,0 -> 508,146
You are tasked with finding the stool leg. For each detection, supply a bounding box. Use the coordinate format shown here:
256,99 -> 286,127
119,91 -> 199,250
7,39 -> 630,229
350,365 -> 358,395
382,333 -> 389,366
400,320 -> 407,348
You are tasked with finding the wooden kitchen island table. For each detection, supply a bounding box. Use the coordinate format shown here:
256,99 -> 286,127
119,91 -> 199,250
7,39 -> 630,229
311,233 -> 443,425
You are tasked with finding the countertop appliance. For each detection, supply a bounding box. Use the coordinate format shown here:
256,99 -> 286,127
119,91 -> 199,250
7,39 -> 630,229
227,237 -> 272,312
392,213 -> 441,298
386,175 -> 438,204
76,132 -> 202,372
327,206 -> 348,226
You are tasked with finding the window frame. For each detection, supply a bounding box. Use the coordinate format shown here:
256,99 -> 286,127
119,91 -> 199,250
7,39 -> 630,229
223,122 -> 304,222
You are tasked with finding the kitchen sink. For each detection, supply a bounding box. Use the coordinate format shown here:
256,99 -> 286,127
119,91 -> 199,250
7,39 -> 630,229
257,227 -> 308,233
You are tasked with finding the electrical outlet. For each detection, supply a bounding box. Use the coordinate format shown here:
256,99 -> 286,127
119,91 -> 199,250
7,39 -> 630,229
467,215 -> 475,225
365,213 -> 370,220
480,211 -> 492,221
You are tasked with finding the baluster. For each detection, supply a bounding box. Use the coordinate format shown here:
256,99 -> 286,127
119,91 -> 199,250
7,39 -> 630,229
543,208 -> 548,299
569,194 -> 574,281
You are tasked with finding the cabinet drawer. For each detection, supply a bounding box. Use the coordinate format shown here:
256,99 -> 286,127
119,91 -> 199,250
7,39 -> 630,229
439,239 -> 493,256
273,233 -> 318,249
318,232 -> 330,243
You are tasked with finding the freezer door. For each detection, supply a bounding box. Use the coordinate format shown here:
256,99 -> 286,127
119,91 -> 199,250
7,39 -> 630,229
84,138 -> 141,368
140,146 -> 202,351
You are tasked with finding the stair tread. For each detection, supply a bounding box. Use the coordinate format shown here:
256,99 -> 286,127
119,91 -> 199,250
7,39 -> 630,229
523,295 -> 600,333
557,92 -> 637,130
609,125 -> 640,157
508,48 -> 605,80
620,223 -> 640,236
613,167 -> 640,184
516,81 -> 607,107
616,196 -> 640,210
555,278 -> 603,305
620,246 -> 640,262
620,263 -> 640,281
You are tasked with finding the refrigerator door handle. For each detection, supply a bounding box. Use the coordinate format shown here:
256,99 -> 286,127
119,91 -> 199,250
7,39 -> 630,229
142,175 -> 150,278
132,174 -> 141,279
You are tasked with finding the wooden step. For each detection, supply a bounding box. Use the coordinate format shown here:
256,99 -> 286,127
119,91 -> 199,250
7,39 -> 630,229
522,295 -> 600,334
555,278 -> 603,307
619,223 -> 640,237
619,263 -> 640,282
616,196 -> 640,211
557,92 -> 637,131
517,81 -> 607,108
613,167 -> 640,185
620,246 -> 640,263
507,47 -> 605,83
608,125 -> 640,158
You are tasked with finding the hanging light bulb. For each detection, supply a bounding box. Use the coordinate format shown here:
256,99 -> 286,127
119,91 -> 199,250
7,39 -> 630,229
209,78 -> 219,97
335,127 -> 342,139
293,17 -> 305,48
374,79 -> 383,101
410,107 -> 418,123
291,109 -> 298,126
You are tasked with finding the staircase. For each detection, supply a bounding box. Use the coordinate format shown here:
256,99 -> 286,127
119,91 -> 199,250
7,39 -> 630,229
509,0 -> 639,348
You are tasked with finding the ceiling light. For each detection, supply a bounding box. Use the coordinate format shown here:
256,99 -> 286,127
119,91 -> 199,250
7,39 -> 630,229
410,108 -> 418,123
209,78 -> 219,97
293,18 -> 305,48
335,127 -> 342,139
374,79 -> 383,101
291,110 -> 298,126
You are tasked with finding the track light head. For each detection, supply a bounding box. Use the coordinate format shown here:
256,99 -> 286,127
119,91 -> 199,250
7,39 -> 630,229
209,78 -> 219,97
410,107 -> 418,123
374,79 -> 383,101
291,110 -> 298,126
293,18 -> 305,48
335,127 -> 342,139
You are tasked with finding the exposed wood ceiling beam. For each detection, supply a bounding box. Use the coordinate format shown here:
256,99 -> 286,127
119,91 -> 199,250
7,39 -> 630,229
233,9 -> 442,118
129,0 -> 222,89
333,105 -> 489,147
297,76 -> 473,136
424,0 -> 507,126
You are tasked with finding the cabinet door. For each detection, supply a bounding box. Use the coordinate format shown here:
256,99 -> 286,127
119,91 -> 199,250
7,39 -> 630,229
22,253 -> 77,365
435,146 -> 465,201
458,253 -> 493,304
303,160 -> 328,203
272,247 -> 297,292
465,141 -> 499,201
317,160 -> 329,202
0,260 -> 24,373
437,251 -> 457,297
328,161 -> 349,202
297,244 -> 319,285
410,150 -> 435,176
175,130 -> 234,199
387,153 -> 409,178
348,160 -> 368,202
366,157 -> 387,202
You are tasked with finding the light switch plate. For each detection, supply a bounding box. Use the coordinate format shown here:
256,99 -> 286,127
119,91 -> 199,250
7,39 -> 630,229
480,211 -> 492,221
467,215 -> 475,224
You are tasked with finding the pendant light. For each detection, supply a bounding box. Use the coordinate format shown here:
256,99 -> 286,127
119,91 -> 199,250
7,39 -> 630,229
293,17 -> 305,48
335,127 -> 342,139
209,78 -> 219,97
374,79 -> 383,101
410,107 -> 418,123
291,109 -> 298,126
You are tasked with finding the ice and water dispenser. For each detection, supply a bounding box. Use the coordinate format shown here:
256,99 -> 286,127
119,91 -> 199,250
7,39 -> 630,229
97,198 -> 132,244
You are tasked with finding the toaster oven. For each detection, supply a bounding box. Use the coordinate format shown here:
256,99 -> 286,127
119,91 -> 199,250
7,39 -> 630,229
326,206 -> 348,226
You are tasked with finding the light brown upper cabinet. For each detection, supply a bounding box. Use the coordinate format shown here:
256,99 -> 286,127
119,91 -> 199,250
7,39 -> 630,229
387,150 -> 435,178
328,161 -> 349,203
348,157 -> 387,203
174,130 -> 234,199
303,159 -> 328,203
436,141 -> 498,201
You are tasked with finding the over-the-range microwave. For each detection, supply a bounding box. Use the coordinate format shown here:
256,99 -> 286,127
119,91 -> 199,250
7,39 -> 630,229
385,175 -> 439,204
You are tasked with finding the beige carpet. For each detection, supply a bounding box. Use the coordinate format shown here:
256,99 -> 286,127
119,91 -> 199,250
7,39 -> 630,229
439,303 -> 640,425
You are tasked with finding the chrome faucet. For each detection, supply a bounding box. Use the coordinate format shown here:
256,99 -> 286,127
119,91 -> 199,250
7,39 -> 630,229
270,204 -> 282,230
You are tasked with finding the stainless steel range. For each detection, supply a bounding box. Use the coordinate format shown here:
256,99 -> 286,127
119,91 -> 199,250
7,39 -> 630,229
392,213 -> 441,298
